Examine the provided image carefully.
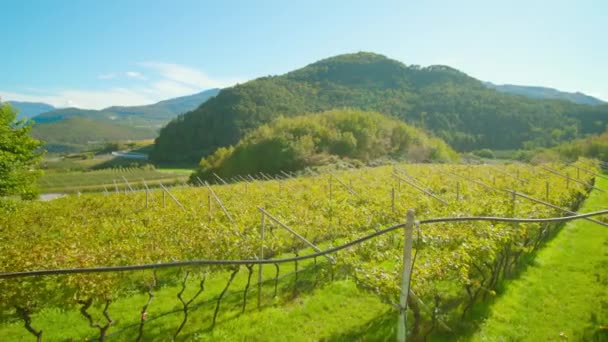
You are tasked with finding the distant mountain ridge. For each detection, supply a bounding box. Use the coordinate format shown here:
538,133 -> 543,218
33,88 -> 221,127
15,88 -> 220,152
485,82 -> 605,105
6,101 -> 56,120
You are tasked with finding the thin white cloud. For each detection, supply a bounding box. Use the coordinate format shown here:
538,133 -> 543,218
147,80 -> 199,98
0,88 -> 156,109
140,62 -> 240,89
1,63 -> 243,110
98,73 -> 117,80
125,71 -> 146,80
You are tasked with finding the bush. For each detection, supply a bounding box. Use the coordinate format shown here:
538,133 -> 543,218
473,149 -> 495,159
191,109 -> 458,181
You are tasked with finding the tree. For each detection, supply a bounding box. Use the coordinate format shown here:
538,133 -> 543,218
0,102 -> 44,199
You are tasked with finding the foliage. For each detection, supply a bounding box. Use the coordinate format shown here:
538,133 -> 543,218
0,102 -> 44,199
151,52 -> 608,163
551,129 -> 608,162
192,109 -> 458,180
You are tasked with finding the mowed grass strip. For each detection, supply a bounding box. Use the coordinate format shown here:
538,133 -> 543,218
471,176 -> 608,342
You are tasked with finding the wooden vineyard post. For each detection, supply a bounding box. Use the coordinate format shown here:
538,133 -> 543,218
122,176 -> 134,193
577,167 -> 580,179
163,190 -> 166,208
511,190 -> 516,216
208,190 -> 212,223
545,181 -> 549,201
456,182 -> 460,201
145,189 -> 149,208
258,211 -> 265,310
397,209 -> 415,342
566,173 -> 570,189
329,175 -> 333,202
392,187 -> 396,213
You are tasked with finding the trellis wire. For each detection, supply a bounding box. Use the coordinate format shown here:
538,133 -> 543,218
2,209 -> 606,279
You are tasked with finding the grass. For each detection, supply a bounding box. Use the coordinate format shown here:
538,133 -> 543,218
157,168 -> 195,175
470,176 -> 608,341
0,246 -> 392,341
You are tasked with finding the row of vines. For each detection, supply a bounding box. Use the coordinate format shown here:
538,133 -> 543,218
0,158 -> 603,340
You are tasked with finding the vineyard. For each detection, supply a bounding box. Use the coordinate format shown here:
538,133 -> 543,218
38,168 -> 189,194
0,159 -> 606,341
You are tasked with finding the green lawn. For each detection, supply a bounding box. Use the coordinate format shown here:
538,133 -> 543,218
471,176 -> 608,341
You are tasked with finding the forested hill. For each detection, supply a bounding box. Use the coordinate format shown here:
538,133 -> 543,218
193,109 -> 457,180
151,52 -> 608,163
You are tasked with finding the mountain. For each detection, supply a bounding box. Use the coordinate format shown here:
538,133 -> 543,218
33,88 -> 220,127
26,88 -> 220,152
485,82 -> 605,105
150,52 -> 608,164
6,101 -> 55,120
102,88 -> 222,123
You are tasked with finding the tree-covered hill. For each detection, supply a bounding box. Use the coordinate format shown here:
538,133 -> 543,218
151,52 -> 608,164
192,109 -> 457,180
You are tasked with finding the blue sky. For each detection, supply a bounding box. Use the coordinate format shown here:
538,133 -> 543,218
1,0 -> 606,109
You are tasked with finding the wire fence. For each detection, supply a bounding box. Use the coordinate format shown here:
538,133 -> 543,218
2,210 -> 606,280
1,209 -> 608,341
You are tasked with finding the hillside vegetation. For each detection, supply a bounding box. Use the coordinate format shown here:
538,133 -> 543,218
553,129 -> 608,161
192,109 -> 457,180
31,117 -> 156,151
151,52 -> 608,163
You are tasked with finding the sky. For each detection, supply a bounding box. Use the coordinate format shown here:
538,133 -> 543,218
1,0 -> 606,109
